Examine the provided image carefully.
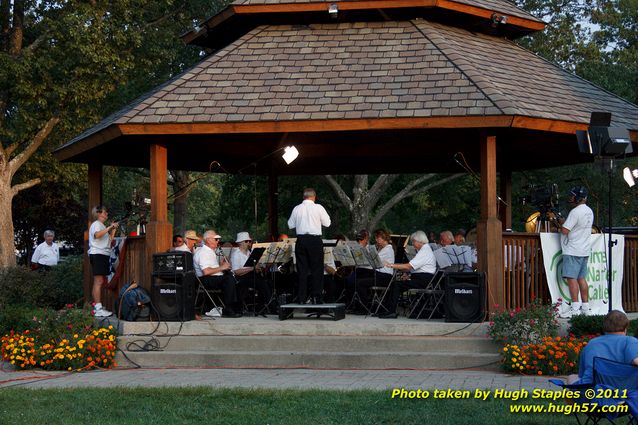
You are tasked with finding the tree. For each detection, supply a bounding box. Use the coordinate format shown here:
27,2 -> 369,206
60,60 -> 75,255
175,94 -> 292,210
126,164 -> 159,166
0,1 -> 226,266
324,174 -> 462,234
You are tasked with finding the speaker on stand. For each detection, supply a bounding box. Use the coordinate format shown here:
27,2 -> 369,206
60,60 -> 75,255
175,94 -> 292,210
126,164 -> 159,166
444,272 -> 486,323
151,252 -> 196,321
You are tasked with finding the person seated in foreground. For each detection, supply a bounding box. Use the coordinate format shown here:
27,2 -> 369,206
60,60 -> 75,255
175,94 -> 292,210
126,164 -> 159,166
567,310 -> 638,385
435,230 -> 475,272
230,231 -> 272,313
193,230 -> 241,318
378,230 -> 436,319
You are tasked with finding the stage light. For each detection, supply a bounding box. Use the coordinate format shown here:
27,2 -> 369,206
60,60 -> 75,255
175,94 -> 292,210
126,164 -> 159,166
282,145 -> 299,165
577,112 -> 632,156
624,167 -> 638,187
328,3 -> 338,17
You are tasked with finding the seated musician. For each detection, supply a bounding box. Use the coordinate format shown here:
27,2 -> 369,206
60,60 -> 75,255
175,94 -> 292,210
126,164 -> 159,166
435,230 -> 475,272
379,230 -> 436,319
230,232 -> 272,312
173,230 -> 199,253
344,229 -> 374,304
353,229 -> 395,313
193,230 -> 242,318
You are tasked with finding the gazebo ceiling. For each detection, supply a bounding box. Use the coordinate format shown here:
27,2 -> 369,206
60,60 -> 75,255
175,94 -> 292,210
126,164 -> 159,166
54,2 -> 638,175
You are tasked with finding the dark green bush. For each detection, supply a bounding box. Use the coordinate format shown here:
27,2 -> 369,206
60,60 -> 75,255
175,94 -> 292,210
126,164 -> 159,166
0,305 -> 94,342
50,255 -> 84,307
0,256 -> 84,310
0,305 -> 50,337
568,313 -> 638,338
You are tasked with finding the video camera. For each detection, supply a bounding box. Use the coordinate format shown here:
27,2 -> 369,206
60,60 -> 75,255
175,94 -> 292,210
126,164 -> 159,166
113,191 -> 151,233
520,183 -> 560,213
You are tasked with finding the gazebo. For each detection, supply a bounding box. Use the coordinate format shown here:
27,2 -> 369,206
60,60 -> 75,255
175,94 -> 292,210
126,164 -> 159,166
54,0 -> 638,311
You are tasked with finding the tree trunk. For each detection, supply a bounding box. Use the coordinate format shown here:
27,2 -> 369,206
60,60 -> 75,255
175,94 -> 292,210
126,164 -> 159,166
0,183 -> 16,267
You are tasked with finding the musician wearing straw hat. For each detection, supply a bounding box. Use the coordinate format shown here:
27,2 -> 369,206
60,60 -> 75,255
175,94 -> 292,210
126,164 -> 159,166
173,230 -> 199,253
230,231 -> 272,312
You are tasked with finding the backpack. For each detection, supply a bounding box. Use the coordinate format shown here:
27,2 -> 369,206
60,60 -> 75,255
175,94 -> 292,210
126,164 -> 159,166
115,282 -> 151,321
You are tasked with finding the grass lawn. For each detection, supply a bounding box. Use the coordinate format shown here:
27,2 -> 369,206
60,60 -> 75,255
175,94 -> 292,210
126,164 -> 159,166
0,387 -> 581,424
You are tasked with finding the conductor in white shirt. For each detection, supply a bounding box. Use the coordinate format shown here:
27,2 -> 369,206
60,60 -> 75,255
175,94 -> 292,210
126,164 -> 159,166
288,188 -> 331,304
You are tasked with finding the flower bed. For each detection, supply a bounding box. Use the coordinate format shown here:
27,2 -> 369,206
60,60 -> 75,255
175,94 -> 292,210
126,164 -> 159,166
0,306 -> 117,371
501,335 -> 591,375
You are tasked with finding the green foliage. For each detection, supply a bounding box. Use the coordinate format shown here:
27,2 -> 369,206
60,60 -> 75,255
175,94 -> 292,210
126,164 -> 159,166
0,259 -> 83,310
488,299 -> 559,346
0,305 -> 94,345
0,388 -> 579,425
568,314 -> 638,338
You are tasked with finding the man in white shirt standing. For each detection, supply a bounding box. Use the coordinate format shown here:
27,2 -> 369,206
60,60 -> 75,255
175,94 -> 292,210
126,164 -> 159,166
558,186 -> 594,317
288,188 -> 331,304
31,230 -> 60,271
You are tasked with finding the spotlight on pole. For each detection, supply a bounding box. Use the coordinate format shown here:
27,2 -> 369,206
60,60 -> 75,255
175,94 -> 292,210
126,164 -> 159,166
576,112 -> 632,313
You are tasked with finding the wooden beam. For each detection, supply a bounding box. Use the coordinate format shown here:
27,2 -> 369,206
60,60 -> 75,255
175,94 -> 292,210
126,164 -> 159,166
85,163 -> 102,307
477,133 -> 504,313
150,144 -> 168,222
231,0 -> 545,31
118,116 -> 514,136
146,144 -> 173,279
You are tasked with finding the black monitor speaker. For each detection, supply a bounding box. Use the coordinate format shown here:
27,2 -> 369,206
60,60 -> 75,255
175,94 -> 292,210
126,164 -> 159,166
151,271 -> 196,321
444,272 -> 486,323
152,252 -> 193,277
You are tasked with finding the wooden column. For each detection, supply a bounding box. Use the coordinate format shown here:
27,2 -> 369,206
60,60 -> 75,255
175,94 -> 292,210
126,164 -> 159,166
145,144 -> 173,291
476,133 -> 504,313
268,172 -> 279,241
499,168 -> 512,231
84,163 -> 102,306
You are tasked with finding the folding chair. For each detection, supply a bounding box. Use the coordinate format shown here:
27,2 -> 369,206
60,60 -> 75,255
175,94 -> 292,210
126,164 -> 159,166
550,357 -> 638,425
370,271 -> 397,316
406,270 -> 445,319
194,276 -> 225,316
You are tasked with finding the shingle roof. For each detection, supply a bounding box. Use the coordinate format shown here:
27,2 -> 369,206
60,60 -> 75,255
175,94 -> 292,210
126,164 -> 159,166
60,19 -> 638,150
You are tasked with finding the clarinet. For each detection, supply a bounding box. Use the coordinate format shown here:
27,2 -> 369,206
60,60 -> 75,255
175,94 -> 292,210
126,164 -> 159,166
216,247 -> 239,283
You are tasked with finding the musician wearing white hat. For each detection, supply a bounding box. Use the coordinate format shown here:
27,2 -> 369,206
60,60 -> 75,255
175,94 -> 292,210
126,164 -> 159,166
230,231 -> 272,312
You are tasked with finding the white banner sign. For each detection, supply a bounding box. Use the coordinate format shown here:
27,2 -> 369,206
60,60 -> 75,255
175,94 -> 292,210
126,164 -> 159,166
540,233 -> 624,315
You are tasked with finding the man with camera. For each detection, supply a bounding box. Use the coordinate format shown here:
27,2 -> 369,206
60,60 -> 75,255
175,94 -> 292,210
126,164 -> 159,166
558,186 -> 594,318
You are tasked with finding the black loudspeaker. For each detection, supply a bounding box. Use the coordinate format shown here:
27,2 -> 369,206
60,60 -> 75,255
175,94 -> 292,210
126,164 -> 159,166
152,252 -> 193,277
444,272 -> 486,323
151,271 -> 196,321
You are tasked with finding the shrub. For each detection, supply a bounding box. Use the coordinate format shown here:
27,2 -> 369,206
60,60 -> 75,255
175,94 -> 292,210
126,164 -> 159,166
501,335 -> 591,375
569,313 -> 638,338
50,255 -> 84,307
0,257 -> 84,310
487,299 -> 559,346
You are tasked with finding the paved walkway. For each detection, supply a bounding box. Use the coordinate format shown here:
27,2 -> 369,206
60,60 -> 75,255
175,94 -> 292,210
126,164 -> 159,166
0,366 -> 556,391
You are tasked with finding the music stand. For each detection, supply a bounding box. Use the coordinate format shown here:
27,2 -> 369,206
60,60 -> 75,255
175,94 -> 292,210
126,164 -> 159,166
241,247 -> 266,317
342,241 -> 374,313
256,242 -> 289,314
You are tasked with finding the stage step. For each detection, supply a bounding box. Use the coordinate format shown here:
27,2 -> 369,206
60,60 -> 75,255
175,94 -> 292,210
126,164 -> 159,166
116,333 -> 500,370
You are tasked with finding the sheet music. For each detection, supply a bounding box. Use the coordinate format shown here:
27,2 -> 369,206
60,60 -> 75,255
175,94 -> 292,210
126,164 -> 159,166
277,240 -> 294,264
366,245 -> 384,269
221,247 -> 232,259
390,234 -> 410,248
323,247 -> 336,269
254,242 -> 278,266
332,241 -> 356,267
346,241 -> 371,267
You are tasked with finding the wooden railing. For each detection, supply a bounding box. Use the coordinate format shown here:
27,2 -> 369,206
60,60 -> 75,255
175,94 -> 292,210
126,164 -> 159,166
502,232 -> 638,312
